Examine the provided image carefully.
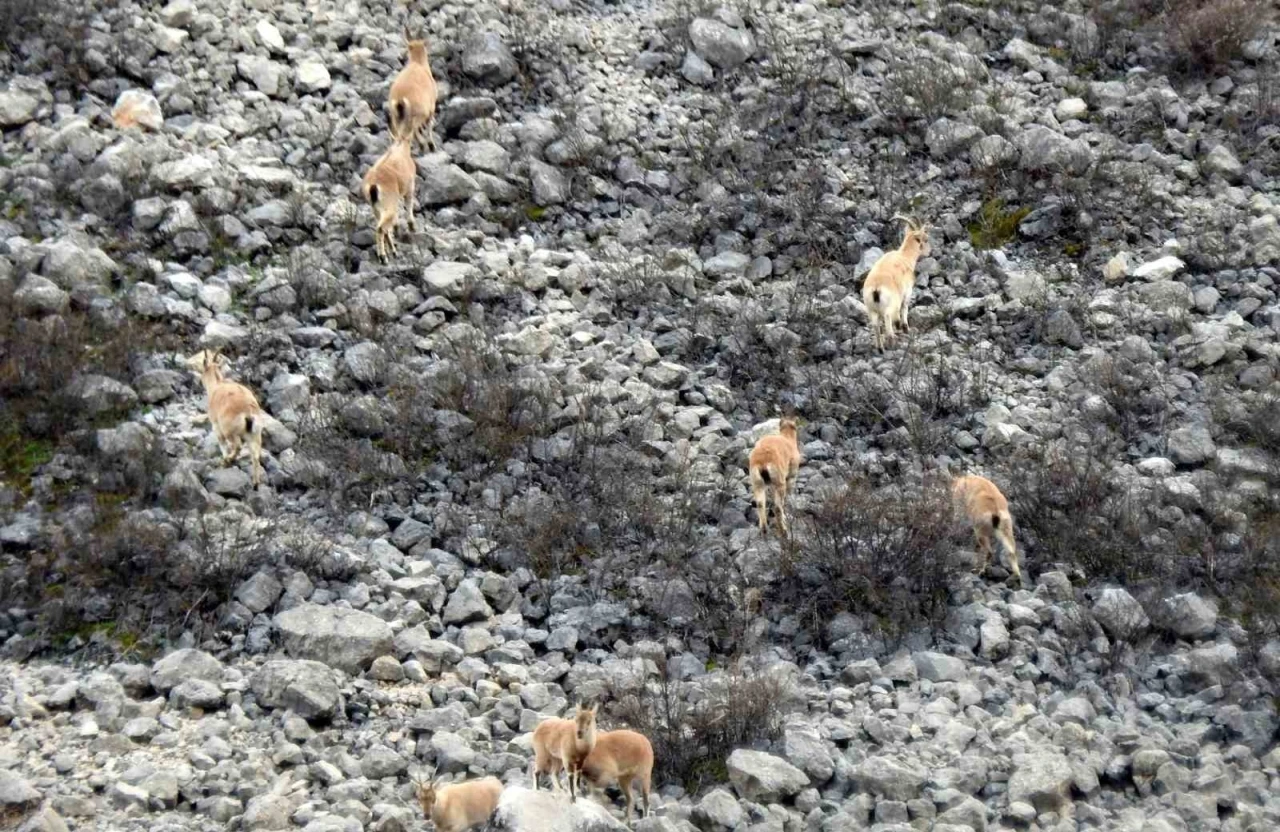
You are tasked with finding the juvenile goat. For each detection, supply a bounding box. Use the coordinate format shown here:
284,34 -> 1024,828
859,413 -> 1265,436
411,772 -> 502,832
361,137 -> 417,263
529,703 -> 597,800
184,349 -> 265,487
388,30 -> 439,150
951,473 -> 1022,585
579,729 -> 654,828
862,215 -> 929,352
748,417 -> 802,535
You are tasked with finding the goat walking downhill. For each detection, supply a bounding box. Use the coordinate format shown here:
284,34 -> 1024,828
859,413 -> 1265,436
388,31 -> 439,150
748,417 -> 802,535
579,729 -> 654,828
184,349 -> 265,487
411,772 -> 502,832
862,214 -> 929,352
361,137 -> 417,263
951,473 -> 1022,585
529,703 -> 597,800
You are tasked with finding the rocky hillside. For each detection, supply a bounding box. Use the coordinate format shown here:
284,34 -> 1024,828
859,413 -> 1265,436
1,0 -> 1279,830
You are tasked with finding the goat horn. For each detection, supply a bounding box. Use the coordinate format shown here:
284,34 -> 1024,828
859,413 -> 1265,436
890,213 -> 914,228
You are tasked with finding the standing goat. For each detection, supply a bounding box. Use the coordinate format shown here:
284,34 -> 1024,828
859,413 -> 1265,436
579,729 -> 654,828
411,771 -> 502,832
951,473 -> 1022,585
748,417 -> 802,535
388,29 -> 439,150
361,137 -> 417,263
184,349 -> 265,487
529,703 -> 598,800
862,214 -> 929,352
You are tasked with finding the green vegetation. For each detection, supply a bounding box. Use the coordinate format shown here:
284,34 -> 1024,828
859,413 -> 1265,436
968,198 -> 1031,249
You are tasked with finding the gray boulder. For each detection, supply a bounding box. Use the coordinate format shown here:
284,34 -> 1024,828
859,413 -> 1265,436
851,756 -> 926,801
1016,125 -> 1093,173
688,18 -> 755,69
249,659 -> 342,720
443,579 -> 494,625
0,770 -> 41,813
783,723 -> 834,783
1008,751 -> 1073,813
912,651 -> 966,682
529,159 -> 570,206
274,604 -> 394,673
1158,593 -> 1217,639
1091,587 -> 1149,639
68,374 -> 138,416
236,572 -> 284,614
726,749 -> 809,802
420,156 -> 481,205
15,275 -> 69,315
694,788 -> 744,829
1168,425 -> 1215,466
462,33 -> 518,86
151,648 -> 224,692
489,785 -> 627,831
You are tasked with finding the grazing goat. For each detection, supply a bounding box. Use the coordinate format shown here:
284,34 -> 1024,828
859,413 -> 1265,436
184,349 -> 265,487
579,729 -> 654,828
862,214 -> 929,352
748,417 -> 802,535
361,137 -> 417,263
529,703 -> 597,800
951,474 -> 1022,585
411,771 -> 502,832
388,30 -> 439,150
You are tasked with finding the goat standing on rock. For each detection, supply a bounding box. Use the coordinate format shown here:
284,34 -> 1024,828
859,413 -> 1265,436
361,137 -> 417,263
529,702 -> 598,800
748,416 -> 802,535
411,770 -> 502,832
388,29 -> 439,150
862,214 -> 929,352
579,728 -> 654,828
952,473 -> 1022,585
184,349 -> 266,488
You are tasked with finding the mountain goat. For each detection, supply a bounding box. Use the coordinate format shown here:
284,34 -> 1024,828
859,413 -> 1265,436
862,215 -> 929,352
952,473 -> 1022,585
748,417 -> 802,535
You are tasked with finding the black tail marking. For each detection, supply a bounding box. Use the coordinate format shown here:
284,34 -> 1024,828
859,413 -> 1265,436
368,184 -> 379,206
759,467 -> 771,485
394,100 -> 407,131
245,415 -> 255,434
991,513 -> 1000,529
872,289 -> 881,304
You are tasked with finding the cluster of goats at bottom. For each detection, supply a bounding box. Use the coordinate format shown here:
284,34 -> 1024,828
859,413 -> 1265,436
410,703 -> 653,829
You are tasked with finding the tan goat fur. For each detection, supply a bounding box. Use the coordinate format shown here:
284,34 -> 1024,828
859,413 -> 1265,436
951,474 -> 1022,585
529,703 -> 597,799
361,138 -> 417,262
184,349 -> 265,487
412,774 -> 503,832
748,417 -> 802,535
579,729 -> 654,827
388,35 -> 439,150
861,215 -> 929,352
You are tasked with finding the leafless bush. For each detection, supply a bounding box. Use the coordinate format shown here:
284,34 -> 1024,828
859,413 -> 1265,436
606,659 -> 794,792
882,52 -> 982,125
999,426 -> 1161,583
1161,0 -> 1271,73
771,475 -> 960,645
1083,352 -> 1172,446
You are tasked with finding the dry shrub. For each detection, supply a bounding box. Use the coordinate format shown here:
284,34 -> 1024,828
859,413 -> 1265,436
772,475 -> 960,644
1161,0 -> 1271,73
606,660 -> 795,792
1000,427 -> 1161,584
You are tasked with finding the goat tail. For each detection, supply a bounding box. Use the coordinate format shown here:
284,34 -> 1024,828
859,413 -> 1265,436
244,414 -> 256,436
871,289 -> 881,305
757,466 -> 771,485
991,512 -> 1000,529
392,100 -> 407,134
368,184 -> 380,207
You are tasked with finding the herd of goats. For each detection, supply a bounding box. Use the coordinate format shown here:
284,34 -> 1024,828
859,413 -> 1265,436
171,31 -> 1032,829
